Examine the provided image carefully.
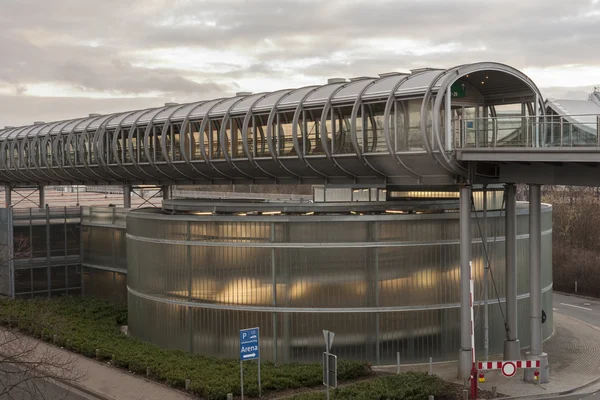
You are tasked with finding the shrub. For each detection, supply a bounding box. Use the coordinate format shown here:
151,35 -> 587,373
290,372 -> 453,400
0,297 -> 371,399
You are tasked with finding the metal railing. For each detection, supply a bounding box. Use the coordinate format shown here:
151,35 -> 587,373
457,114 -> 600,149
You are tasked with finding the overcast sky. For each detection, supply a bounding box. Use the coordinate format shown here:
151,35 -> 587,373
1,0 -> 599,127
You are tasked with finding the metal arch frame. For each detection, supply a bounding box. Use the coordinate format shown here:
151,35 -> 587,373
76,116 -> 113,183
64,118 -> 99,182
320,81 -> 370,181
196,99 -> 237,181
7,127 -> 31,182
79,118 -> 105,172
159,104 -> 187,162
175,102 -> 216,183
40,121 -> 73,183
94,113 -> 130,182
226,93 -> 268,163
428,62 -> 546,177
55,120 -> 86,183
27,123 -> 56,182
382,72 -> 427,181
419,65 -> 471,175
110,111 -> 144,181
177,101 -> 207,165
16,126 -> 35,175
16,125 -> 36,170
216,96 -> 255,180
174,101 -> 215,182
127,108 -> 163,181
142,107 -> 179,181
106,112 -> 140,180
291,86 -> 329,179
349,79 -> 388,178
265,90 -> 303,181
154,105 -> 197,181
241,90 -> 291,180
5,126 -> 26,169
156,105 -> 198,182
20,124 -> 51,183
0,128 -> 21,183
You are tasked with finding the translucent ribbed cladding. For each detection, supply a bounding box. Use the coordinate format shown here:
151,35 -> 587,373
126,204 -> 553,364
80,207 -> 127,304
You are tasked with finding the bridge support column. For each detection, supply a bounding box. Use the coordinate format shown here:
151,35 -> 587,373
123,185 -> 132,208
458,184 -> 472,380
38,185 -> 45,208
524,184 -> 549,383
162,185 -> 170,201
4,185 -> 11,208
504,184 -> 520,360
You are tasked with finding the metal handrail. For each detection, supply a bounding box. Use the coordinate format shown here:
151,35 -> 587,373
458,113 -> 600,149
463,113 -> 600,121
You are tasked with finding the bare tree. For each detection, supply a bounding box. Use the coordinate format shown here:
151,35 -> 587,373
0,321 -> 83,399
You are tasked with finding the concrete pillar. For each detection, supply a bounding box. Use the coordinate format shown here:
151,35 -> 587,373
162,185 -> 170,201
123,185 -> 132,208
504,184 -> 520,360
524,184 -> 549,383
38,185 -> 45,208
4,185 -> 11,208
458,185 -> 472,380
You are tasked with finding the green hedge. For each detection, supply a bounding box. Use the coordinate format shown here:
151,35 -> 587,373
289,372 -> 454,400
0,297 -> 371,399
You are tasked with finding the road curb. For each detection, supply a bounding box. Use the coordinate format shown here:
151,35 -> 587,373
48,377 -> 116,400
503,373 -> 600,399
503,303 -> 600,400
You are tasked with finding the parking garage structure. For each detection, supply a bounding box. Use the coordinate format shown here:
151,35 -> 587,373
125,190 -> 553,366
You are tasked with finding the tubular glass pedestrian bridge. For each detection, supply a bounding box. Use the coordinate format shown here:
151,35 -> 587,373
3,61 -> 582,188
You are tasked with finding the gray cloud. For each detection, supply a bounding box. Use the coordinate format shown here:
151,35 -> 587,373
0,0 -> 599,127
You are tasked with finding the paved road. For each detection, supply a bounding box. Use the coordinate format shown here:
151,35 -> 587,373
554,292 -> 600,327
552,293 -> 600,400
0,380 -> 96,400
0,364 -> 101,400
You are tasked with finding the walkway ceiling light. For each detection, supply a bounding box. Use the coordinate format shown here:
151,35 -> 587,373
385,210 -> 406,214
262,211 -> 282,215
192,211 -> 212,216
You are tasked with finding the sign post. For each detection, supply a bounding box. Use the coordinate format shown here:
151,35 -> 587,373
240,327 -> 261,399
322,330 -> 336,400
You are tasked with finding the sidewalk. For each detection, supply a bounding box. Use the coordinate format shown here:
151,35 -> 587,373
376,312 -> 600,398
10,310 -> 600,400
65,353 -> 197,400
1,328 -> 196,400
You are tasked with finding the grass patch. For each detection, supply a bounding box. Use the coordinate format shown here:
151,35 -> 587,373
0,297 -> 371,400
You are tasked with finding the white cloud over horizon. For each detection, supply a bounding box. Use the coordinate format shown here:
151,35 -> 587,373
1,0 -> 599,127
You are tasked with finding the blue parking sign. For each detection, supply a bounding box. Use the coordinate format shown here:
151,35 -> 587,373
240,327 -> 260,361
